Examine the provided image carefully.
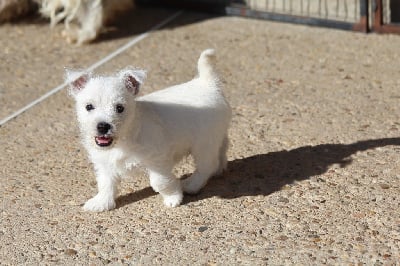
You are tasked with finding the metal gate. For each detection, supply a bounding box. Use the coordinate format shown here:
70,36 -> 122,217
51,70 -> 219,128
226,0 -> 400,34
373,0 -> 400,33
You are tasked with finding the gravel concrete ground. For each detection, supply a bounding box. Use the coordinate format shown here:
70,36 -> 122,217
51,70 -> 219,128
1,6 -> 400,265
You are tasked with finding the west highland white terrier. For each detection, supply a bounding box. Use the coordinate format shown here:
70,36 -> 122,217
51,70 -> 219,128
67,49 -> 231,211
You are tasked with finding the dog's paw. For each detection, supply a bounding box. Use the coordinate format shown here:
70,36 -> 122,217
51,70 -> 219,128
83,194 -> 116,212
62,29 -> 78,44
163,193 -> 183,208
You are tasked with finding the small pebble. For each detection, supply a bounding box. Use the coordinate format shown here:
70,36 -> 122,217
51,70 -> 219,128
380,183 -> 390,189
64,249 -> 77,256
198,226 -> 208,233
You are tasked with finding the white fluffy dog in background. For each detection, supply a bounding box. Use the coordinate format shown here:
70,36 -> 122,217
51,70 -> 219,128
67,49 -> 232,211
40,0 -> 134,44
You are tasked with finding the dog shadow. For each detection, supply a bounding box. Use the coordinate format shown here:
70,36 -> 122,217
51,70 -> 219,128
189,137 -> 400,201
117,187 -> 156,208
95,6 -> 221,43
116,137 -> 400,207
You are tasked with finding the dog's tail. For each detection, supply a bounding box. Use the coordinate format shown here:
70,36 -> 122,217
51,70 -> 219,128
197,49 -> 217,82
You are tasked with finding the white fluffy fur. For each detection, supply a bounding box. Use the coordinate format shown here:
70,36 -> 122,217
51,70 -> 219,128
68,49 -> 232,211
40,0 -> 133,44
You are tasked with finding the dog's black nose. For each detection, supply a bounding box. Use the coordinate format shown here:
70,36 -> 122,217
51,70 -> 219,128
97,122 -> 111,135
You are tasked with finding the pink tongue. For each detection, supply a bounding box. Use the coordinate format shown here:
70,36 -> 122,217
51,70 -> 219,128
97,137 -> 110,144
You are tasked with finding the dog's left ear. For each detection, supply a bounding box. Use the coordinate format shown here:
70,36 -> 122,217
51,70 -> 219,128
65,69 -> 91,97
118,68 -> 146,95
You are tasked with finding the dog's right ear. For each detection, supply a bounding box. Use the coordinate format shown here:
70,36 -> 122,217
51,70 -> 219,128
65,69 -> 91,97
118,68 -> 146,96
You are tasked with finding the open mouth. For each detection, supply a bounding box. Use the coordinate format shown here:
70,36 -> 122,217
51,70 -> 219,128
95,135 -> 113,147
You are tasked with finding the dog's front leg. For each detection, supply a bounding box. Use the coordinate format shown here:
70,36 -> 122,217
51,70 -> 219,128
76,4 -> 102,45
149,170 -> 183,208
83,164 -> 119,212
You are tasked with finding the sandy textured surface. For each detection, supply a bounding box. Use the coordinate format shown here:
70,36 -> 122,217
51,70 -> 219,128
1,7 -> 400,265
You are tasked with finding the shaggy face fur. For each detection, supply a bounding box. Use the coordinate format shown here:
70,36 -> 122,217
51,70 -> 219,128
67,68 -> 145,150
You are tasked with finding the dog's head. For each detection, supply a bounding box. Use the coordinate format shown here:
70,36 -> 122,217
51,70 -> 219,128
66,68 -> 146,149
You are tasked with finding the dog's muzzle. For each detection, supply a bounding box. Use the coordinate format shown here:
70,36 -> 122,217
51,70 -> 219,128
95,122 -> 113,147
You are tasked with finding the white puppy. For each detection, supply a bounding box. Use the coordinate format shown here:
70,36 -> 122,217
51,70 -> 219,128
67,49 -> 231,211
40,0 -> 133,44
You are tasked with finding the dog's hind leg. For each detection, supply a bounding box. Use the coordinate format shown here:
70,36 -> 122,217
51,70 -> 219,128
182,144 -> 221,195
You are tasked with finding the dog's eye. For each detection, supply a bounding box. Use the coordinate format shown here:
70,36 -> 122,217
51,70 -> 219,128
86,104 -> 94,111
116,104 -> 124,113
